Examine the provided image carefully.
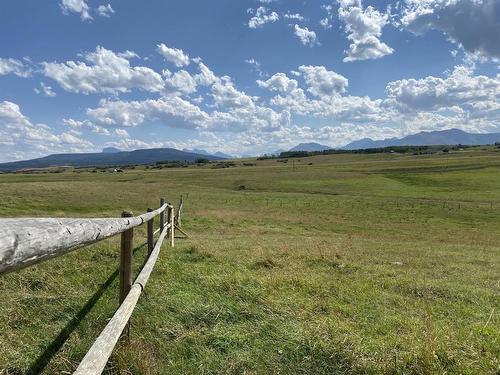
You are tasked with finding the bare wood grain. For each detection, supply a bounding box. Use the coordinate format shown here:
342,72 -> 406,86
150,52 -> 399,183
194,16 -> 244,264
0,204 -> 168,275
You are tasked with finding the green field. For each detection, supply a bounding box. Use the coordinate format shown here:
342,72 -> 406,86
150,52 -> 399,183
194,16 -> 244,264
0,149 -> 499,374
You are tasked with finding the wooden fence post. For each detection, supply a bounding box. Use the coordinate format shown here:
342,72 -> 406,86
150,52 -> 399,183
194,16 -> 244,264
171,207 -> 175,247
119,211 -> 134,337
177,195 -> 183,227
167,204 -> 172,238
159,198 -> 165,229
147,208 -> 154,256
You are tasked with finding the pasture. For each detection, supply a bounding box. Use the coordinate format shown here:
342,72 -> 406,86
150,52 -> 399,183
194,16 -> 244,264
0,148 -> 499,374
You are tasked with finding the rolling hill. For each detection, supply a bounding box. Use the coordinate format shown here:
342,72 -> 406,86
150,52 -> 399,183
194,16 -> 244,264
0,148 -> 224,172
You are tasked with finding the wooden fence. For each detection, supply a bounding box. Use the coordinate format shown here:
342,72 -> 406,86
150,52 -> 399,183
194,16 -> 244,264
0,196 -> 185,374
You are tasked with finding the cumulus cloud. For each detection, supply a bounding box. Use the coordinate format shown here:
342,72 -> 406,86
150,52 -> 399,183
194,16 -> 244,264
156,44 -> 190,67
257,73 -> 298,94
386,65 -> 500,114
0,58 -> 31,77
211,79 -> 256,109
84,93 -> 290,133
248,7 -> 279,28
42,46 -> 164,94
63,118 -> 111,135
0,101 -> 93,162
293,24 -> 318,46
25,40 -> 500,156
76,62 -> 290,134
96,4 -> 115,18
194,62 -> 219,86
86,97 -> 208,128
298,65 -> 348,97
338,0 -> 393,62
164,69 -> 198,95
60,0 -> 92,21
400,0 -> 500,60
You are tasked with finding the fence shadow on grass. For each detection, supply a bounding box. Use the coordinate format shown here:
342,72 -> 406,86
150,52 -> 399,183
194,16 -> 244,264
27,242 -> 147,375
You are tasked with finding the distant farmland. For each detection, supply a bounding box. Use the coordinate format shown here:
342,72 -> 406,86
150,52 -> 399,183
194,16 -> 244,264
0,147 -> 499,374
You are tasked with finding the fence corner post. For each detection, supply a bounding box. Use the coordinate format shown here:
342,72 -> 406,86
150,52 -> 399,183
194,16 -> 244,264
120,211 -> 134,337
160,198 -> 165,229
147,208 -> 154,256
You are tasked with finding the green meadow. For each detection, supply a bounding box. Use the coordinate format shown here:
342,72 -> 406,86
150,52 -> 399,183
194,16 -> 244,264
0,148 -> 499,374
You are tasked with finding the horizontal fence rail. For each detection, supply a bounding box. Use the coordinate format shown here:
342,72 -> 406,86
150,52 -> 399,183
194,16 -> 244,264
0,196 -> 186,375
0,203 -> 170,275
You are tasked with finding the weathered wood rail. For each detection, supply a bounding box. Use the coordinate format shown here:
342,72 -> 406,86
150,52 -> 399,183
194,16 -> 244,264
0,196 -> 185,374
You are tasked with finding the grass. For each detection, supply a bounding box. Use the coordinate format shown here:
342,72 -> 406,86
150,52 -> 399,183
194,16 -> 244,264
0,148 -> 499,374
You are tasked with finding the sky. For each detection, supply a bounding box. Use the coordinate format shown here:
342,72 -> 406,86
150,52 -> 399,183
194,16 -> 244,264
0,0 -> 499,161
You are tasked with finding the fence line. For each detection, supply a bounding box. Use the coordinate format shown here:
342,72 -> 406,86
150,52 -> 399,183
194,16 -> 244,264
0,196 -> 185,374
74,222 -> 171,375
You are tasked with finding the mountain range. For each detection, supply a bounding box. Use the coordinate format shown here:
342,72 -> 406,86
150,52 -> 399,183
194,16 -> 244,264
342,129 -> 500,150
286,129 -> 500,152
2,129 -> 500,172
0,148 -> 224,172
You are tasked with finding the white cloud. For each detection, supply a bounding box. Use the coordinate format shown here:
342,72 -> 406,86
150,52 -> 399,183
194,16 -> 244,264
96,4 -> 115,18
114,128 -> 129,138
338,0 -> 393,62
42,46 -> 164,94
400,0 -> 500,60
156,44 -> 190,67
284,12 -> 305,21
386,65 -> 500,115
34,82 -> 56,97
194,62 -> 219,86
320,17 -> 332,29
248,7 -> 279,28
257,73 -> 298,94
320,4 -> 334,29
211,79 -> 256,109
78,63 -> 291,134
60,0 -> 92,21
293,24 -> 318,46
86,97 -> 209,129
0,58 -> 31,77
298,65 -> 349,97
63,118 -> 111,135
84,94 -> 291,133
164,70 -> 198,95
0,101 -> 93,162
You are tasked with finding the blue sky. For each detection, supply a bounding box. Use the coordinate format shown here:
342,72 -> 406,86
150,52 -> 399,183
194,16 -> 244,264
0,0 -> 499,161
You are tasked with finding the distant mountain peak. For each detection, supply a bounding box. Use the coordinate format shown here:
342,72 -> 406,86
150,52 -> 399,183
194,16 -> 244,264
289,142 -> 332,152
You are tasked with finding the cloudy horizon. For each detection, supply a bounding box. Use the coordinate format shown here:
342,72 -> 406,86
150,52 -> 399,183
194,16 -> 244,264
0,0 -> 499,162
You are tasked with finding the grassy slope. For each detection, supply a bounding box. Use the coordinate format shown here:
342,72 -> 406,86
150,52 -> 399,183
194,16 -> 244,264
0,149 -> 499,374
